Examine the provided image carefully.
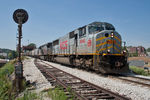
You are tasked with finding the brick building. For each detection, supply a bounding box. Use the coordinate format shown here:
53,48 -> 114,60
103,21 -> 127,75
127,46 -> 147,57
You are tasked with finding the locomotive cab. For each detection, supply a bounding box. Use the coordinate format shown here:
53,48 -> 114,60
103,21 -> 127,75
76,22 -> 129,74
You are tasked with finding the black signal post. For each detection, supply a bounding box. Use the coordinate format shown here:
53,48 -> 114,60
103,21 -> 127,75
13,9 -> 28,92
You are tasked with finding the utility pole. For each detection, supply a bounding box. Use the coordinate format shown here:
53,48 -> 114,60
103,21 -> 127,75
28,39 -> 29,45
13,9 -> 28,92
123,41 -> 126,50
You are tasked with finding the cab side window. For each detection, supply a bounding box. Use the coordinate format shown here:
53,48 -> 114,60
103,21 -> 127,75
79,27 -> 86,38
69,31 -> 75,39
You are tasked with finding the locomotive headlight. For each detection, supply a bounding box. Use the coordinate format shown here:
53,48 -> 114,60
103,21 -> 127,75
107,49 -> 110,53
123,50 -> 126,53
111,32 -> 114,38
123,50 -> 126,54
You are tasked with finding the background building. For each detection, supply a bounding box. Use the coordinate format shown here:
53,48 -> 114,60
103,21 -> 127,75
127,46 -> 147,57
0,52 -> 7,58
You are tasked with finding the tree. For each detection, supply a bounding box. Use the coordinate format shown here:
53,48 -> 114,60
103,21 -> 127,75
0,55 -> 5,59
27,43 -> 36,49
8,50 -> 18,59
147,48 -> 150,52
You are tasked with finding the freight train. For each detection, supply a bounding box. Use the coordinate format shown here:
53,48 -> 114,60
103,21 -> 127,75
26,22 -> 129,74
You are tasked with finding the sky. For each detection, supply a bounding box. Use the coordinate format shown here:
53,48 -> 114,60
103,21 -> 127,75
0,0 -> 150,50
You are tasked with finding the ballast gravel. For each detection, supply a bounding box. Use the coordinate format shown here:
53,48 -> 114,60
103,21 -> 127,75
41,60 -> 150,100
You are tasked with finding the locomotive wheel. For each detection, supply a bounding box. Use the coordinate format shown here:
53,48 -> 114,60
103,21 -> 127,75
81,59 -> 86,69
69,56 -> 76,67
72,59 -> 76,67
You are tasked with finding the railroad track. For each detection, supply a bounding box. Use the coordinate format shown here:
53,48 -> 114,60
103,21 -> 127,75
109,75 -> 150,88
34,59 -> 130,100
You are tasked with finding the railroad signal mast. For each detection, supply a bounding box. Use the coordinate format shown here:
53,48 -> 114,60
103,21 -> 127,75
13,9 -> 28,92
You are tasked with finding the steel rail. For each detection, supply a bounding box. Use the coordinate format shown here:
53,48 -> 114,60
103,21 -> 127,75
34,59 -> 130,100
115,76 -> 150,88
34,61 -> 87,100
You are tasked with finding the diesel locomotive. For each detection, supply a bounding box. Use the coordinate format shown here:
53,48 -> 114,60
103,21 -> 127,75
27,22 -> 129,74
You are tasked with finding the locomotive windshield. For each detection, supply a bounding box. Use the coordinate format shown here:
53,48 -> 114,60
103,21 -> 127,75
88,26 -> 104,34
105,23 -> 115,30
88,22 -> 115,34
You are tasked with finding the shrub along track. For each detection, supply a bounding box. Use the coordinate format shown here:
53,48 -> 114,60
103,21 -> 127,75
34,59 -> 130,100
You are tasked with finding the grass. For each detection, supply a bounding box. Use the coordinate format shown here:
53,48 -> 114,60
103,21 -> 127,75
16,90 -> 39,100
129,66 -> 150,76
47,86 -> 75,100
16,86 -> 75,100
0,57 -> 36,100
0,60 -> 15,100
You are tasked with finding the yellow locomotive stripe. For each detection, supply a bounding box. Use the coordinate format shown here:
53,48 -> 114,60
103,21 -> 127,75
114,46 -> 121,52
40,53 -> 124,56
115,41 -> 121,48
96,36 -> 121,43
96,42 -> 107,47
96,45 -> 120,53
96,36 -> 108,41
102,53 -> 124,56
96,45 -> 113,53
114,36 -> 121,42
96,41 -> 121,48
100,45 -> 113,52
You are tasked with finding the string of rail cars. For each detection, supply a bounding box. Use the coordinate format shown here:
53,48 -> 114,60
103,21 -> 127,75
25,22 -> 129,74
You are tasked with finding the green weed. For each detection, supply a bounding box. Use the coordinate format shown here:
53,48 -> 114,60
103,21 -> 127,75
130,66 -> 150,76
47,87 -> 68,100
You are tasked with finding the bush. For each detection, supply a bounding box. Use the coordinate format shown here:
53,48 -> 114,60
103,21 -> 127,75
129,66 -> 150,76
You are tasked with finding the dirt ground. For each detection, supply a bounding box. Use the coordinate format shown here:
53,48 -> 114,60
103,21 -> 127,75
128,57 -> 150,62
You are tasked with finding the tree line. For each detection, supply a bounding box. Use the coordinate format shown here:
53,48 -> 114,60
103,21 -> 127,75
0,48 -> 18,59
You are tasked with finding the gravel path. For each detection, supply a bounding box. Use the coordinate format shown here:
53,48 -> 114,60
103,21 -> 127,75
42,60 -> 150,100
23,57 -> 52,93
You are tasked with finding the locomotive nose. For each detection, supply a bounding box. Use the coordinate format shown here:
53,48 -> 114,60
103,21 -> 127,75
96,31 -> 121,54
